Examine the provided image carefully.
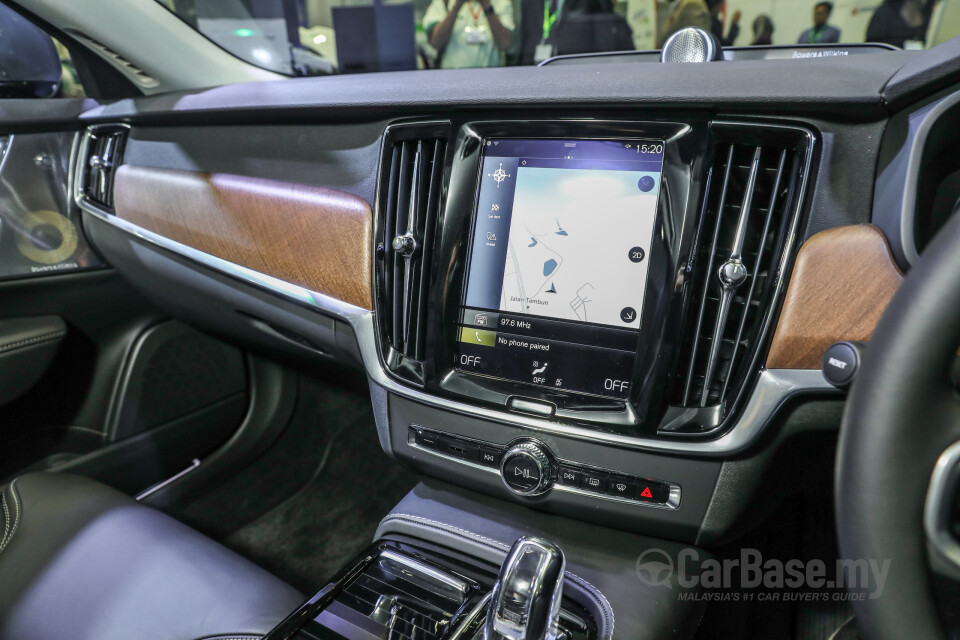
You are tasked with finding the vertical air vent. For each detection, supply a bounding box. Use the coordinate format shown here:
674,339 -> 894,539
670,126 -> 812,430
79,126 -> 128,212
377,124 -> 448,380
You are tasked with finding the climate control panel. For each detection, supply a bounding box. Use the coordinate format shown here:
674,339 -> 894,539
408,426 -> 680,509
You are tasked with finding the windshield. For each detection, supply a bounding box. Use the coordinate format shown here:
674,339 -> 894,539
154,0 -> 960,76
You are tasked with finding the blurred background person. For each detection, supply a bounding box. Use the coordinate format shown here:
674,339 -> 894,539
517,0 -> 633,65
751,14 -> 775,45
797,2 -> 841,44
708,0 -> 741,46
659,0 -> 711,46
53,40 -> 84,98
866,0 -> 935,48
424,0 -> 514,68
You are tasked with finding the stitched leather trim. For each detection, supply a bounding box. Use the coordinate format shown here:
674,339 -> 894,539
378,513 -> 616,639
0,478 -> 22,556
0,330 -> 66,354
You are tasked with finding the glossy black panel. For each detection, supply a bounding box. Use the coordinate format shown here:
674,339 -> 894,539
454,137 -> 665,400
428,120 -> 710,436
262,537 -> 596,640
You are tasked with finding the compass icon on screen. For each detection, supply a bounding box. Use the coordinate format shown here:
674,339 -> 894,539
487,162 -> 512,188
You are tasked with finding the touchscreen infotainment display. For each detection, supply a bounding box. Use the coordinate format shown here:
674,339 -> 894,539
456,138 -> 665,399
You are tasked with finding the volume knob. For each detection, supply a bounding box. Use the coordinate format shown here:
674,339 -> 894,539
500,443 -> 552,496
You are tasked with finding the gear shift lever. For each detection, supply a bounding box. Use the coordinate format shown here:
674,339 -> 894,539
485,537 -> 565,640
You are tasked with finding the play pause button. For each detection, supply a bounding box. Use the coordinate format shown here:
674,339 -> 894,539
502,456 -> 542,493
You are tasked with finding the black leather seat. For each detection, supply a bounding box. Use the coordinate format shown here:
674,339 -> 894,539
0,472 -> 303,640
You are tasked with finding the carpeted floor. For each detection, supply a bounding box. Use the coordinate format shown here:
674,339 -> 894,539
179,372 -> 419,593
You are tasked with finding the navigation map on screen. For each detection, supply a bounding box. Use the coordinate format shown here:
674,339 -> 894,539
455,138 -> 665,399
499,165 -> 660,329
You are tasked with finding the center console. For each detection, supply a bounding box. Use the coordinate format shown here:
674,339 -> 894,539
264,537 -> 595,640
263,480 -> 710,640
368,117 -> 817,541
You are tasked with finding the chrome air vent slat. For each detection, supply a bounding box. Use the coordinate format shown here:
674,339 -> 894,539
376,122 -> 449,385
699,146 -> 761,406
683,144 -> 734,406
668,124 -> 813,433
720,148 -> 788,400
76,125 -> 129,213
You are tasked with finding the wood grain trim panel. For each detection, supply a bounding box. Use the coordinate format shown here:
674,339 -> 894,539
113,165 -> 373,310
766,224 -> 904,369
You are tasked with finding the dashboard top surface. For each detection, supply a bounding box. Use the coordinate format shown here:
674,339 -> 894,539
74,51 -> 928,125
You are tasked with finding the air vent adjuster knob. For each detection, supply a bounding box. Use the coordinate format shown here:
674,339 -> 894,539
89,155 -> 112,170
392,232 -> 417,257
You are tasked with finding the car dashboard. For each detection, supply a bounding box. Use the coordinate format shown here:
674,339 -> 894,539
8,40 -> 954,549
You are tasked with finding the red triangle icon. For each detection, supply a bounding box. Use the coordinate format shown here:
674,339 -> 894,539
640,487 -> 653,498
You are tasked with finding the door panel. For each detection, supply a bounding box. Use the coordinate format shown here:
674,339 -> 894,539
0,315 -> 65,407
0,270 -> 163,478
0,8 -> 292,498
0,126 -> 254,490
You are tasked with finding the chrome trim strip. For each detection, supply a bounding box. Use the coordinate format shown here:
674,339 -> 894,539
135,458 -> 200,501
75,122 -> 830,458
557,477 -> 681,511
924,439 -> 960,581
448,592 -> 492,640
0,134 -> 15,176
379,549 -> 470,598
409,440 -> 681,510
79,201 -> 368,322
0,134 -> 14,242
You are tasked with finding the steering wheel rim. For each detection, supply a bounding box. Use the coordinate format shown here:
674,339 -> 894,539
836,213 -> 960,640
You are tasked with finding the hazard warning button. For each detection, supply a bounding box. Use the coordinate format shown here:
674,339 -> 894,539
635,481 -> 671,504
